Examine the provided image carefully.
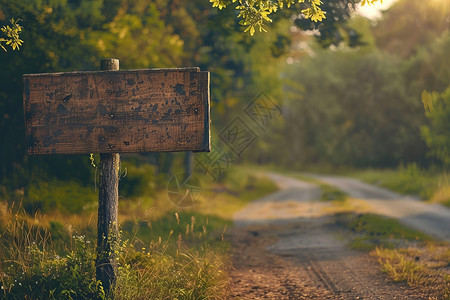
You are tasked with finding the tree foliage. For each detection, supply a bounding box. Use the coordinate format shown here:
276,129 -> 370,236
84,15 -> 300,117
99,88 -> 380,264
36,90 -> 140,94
0,0 -> 295,197
373,0 -> 450,58
421,87 -> 450,166
293,0 -> 364,47
257,1 -> 450,168
210,0 -> 382,36
0,17 -> 22,51
278,47 -> 427,167
0,0 -> 448,208
211,0 -> 325,36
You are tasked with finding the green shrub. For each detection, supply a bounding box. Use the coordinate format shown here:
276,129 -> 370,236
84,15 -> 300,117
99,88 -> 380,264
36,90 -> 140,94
24,180 -> 97,215
119,162 -> 156,198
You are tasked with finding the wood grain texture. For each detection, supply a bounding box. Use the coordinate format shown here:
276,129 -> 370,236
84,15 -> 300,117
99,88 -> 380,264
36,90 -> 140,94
23,68 -> 210,155
96,152 -> 120,291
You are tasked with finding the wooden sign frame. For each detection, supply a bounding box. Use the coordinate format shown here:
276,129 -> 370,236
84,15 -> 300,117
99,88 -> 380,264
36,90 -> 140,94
23,67 -> 210,155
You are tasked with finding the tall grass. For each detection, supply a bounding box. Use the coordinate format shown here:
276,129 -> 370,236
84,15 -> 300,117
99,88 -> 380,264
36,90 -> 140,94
0,163 -> 277,299
0,207 -> 105,299
0,207 -> 230,299
115,240 -> 228,299
374,247 -> 450,299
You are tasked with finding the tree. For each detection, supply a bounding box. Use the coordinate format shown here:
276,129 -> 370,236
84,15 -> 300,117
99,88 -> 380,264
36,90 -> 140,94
210,0 -> 382,36
421,87 -> 450,166
274,38 -> 428,167
373,0 -> 450,58
0,0 -> 100,190
0,0 -> 388,202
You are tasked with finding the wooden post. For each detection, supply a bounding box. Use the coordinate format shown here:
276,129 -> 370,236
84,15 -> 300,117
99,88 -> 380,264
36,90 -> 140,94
96,58 -> 120,293
184,151 -> 193,177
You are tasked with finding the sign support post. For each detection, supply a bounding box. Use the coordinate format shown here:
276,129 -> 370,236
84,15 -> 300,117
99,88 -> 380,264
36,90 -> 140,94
96,58 -> 120,292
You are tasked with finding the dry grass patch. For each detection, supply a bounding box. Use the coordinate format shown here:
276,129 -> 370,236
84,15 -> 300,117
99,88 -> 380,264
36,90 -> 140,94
373,245 -> 450,299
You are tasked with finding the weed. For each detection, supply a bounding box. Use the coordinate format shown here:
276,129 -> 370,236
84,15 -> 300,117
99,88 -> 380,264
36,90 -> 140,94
0,230 -> 105,299
343,213 -> 431,250
339,212 -> 449,299
374,247 -> 450,299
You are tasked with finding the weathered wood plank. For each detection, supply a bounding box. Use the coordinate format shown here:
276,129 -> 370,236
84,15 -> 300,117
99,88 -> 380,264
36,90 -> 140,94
23,68 -> 210,154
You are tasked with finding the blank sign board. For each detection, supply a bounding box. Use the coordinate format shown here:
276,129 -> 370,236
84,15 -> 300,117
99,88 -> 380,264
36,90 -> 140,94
23,67 -> 210,155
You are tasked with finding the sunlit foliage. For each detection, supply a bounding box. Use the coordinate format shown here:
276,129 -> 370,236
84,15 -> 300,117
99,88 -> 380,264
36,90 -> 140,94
0,18 -> 22,51
210,0 -> 326,35
210,0 -> 382,36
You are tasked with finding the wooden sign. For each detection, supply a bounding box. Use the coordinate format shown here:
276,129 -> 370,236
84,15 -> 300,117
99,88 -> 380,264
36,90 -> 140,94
23,67 -> 210,155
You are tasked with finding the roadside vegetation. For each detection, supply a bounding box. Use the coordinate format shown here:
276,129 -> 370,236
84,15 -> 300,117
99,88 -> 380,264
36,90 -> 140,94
347,164 -> 450,208
339,213 -> 450,299
271,163 -> 450,208
0,207 -> 229,299
0,161 -> 277,299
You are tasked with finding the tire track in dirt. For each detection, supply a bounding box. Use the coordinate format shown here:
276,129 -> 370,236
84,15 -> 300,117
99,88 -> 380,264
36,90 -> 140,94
269,219 -> 422,299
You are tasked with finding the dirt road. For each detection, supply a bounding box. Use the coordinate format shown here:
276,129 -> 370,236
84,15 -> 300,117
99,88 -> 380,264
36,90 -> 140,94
230,173 -> 447,299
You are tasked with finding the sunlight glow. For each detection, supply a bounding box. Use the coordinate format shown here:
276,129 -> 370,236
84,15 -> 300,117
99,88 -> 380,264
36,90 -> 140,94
430,0 -> 450,12
356,0 -> 398,20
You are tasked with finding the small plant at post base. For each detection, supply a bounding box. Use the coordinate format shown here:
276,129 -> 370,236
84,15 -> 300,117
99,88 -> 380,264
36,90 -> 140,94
96,222 -> 120,296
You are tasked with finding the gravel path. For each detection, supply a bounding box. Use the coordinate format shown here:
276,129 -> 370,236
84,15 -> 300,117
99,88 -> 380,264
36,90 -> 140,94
229,173 -> 442,299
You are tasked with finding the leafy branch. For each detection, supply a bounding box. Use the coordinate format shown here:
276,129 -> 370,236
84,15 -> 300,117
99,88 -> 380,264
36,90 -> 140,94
210,0 -> 382,35
0,18 -> 23,52
361,0 -> 382,6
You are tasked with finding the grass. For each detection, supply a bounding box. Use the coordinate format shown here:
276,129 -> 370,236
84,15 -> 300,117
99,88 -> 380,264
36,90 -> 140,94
256,164 -> 348,202
0,162 -> 277,299
340,213 -> 432,251
374,246 -> 450,298
277,171 -> 348,202
264,162 -> 450,207
339,212 -> 449,299
23,179 -> 98,215
0,209 -> 229,299
114,215 -> 229,300
348,163 -> 450,207
192,166 -> 279,219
